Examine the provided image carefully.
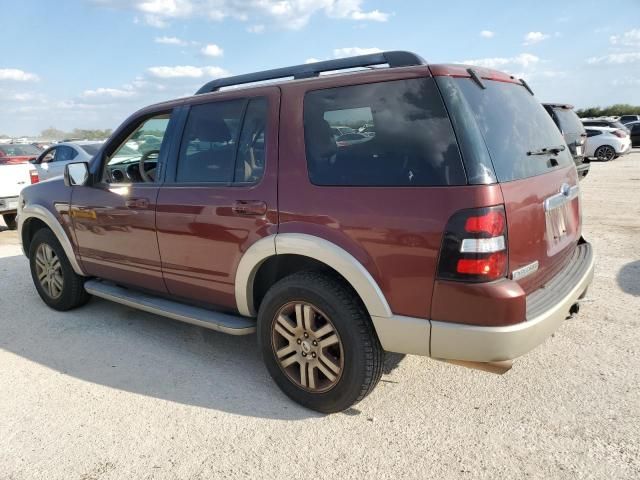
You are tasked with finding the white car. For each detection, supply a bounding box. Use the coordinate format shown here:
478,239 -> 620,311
0,161 -> 38,230
33,141 -> 103,180
584,127 -> 631,161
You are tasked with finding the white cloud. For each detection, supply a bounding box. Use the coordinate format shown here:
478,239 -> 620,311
81,87 -> 136,99
147,65 -> 229,78
201,43 -> 223,57
610,28 -> 640,47
333,47 -> 382,58
480,30 -> 495,38
305,57 -> 321,64
587,52 -> 640,64
94,0 -> 389,29
523,31 -> 550,45
0,68 -> 39,82
154,35 -> 188,46
462,53 -> 540,69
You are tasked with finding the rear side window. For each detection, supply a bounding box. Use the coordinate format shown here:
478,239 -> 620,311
553,109 -> 585,135
586,129 -> 602,137
444,78 -> 573,182
177,97 -> 268,184
303,78 -> 466,186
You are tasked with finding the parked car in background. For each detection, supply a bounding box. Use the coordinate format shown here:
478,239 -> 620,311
17,51 -> 593,413
619,114 -> 640,125
33,141 -> 103,180
543,103 -> 589,180
335,132 -> 371,147
626,121 -> 640,147
330,126 -> 356,137
0,160 -> 39,230
584,127 -> 631,161
0,144 -> 42,165
582,118 -> 630,134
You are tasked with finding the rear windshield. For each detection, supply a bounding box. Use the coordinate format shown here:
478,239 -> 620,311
553,108 -> 585,135
440,77 -> 573,182
79,143 -> 101,155
0,144 -> 41,157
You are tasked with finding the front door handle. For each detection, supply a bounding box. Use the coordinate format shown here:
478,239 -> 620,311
125,198 -> 150,209
232,200 -> 267,216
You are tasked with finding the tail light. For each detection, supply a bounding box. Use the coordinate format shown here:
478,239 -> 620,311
613,129 -> 627,138
30,170 -> 39,184
437,205 -> 508,282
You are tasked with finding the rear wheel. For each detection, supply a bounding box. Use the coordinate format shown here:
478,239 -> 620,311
594,145 -> 616,161
2,213 -> 17,230
29,228 -> 90,310
258,271 -> 383,413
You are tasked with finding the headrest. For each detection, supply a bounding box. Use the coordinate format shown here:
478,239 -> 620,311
190,117 -> 231,143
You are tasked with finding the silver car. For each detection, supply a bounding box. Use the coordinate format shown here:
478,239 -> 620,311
33,141 -> 103,180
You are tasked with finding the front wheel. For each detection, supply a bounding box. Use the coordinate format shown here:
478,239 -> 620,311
594,145 -> 616,161
29,228 -> 91,311
2,213 -> 17,230
258,271 -> 384,413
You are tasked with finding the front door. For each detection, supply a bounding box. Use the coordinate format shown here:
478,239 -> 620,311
156,88 -> 279,311
71,112 -> 176,292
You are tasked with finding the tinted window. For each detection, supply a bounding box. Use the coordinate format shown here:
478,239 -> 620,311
586,129 -> 601,137
177,99 -> 245,183
631,123 -> 640,132
235,98 -> 268,183
553,108 -> 585,134
304,78 -> 466,186
0,144 -> 41,156
447,78 -> 573,182
55,146 -> 78,162
79,143 -> 101,155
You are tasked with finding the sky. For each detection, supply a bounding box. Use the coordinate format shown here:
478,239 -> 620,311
1,0 -> 639,136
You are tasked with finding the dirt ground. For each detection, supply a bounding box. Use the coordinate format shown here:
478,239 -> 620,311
0,153 -> 638,479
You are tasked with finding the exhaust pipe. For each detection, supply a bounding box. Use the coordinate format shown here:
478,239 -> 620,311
438,359 -> 513,375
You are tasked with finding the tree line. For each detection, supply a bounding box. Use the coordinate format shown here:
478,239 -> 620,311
39,127 -> 113,141
575,104 -> 640,118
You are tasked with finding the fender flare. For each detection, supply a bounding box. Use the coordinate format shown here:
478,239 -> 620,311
234,233 -> 392,319
18,204 -> 86,276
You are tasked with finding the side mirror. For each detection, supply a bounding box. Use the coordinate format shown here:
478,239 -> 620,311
64,162 -> 90,187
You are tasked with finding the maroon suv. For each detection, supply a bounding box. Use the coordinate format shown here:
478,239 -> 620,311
17,51 -> 594,413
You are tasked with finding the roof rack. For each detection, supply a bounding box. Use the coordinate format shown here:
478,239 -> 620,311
195,50 -> 427,95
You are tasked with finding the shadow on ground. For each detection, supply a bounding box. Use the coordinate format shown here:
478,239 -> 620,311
0,254 -> 327,420
617,260 -> 640,297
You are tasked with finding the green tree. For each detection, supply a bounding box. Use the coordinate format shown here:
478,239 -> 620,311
575,104 -> 640,118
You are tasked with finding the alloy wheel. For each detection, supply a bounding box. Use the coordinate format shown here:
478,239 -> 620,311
596,146 -> 615,161
271,302 -> 344,393
35,243 -> 64,299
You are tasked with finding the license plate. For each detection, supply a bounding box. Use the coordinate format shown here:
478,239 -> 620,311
576,145 -> 583,156
545,202 -> 571,243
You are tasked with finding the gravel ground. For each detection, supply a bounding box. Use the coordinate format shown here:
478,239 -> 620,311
1,153 -> 639,480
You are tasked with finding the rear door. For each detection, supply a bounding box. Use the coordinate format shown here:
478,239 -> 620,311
436,74 -> 580,293
0,164 -> 32,202
631,123 -> 640,147
553,108 -> 587,161
156,87 -> 279,311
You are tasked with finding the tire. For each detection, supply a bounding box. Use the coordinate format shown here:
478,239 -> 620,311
29,228 -> 91,311
258,270 -> 383,413
2,213 -> 17,230
594,145 -> 616,162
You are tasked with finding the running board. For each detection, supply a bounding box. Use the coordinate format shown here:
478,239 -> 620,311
84,280 -> 256,335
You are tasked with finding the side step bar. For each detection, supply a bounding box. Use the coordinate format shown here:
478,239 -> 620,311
84,280 -> 256,335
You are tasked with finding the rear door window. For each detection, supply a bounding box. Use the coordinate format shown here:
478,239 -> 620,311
303,78 -> 466,186
440,77 -> 573,182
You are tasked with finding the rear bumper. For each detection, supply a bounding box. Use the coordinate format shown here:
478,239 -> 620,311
428,241 -> 594,362
0,196 -> 19,214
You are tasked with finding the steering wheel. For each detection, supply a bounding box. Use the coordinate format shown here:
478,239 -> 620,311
139,149 -> 160,183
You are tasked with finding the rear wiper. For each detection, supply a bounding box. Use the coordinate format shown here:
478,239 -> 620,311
527,145 -> 566,156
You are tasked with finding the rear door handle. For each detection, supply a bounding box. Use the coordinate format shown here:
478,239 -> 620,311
125,198 -> 150,209
232,200 -> 267,216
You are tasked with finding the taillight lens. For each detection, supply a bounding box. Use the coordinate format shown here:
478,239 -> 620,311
613,129 -> 627,138
30,170 -> 39,184
437,205 -> 508,282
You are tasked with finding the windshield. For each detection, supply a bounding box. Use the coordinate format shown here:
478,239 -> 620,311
79,143 -> 102,156
554,109 -> 585,135
439,77 -> 573,182
0,144 -> 41,156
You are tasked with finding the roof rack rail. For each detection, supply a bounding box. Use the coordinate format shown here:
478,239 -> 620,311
195,50 -> 427,95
